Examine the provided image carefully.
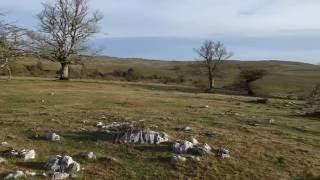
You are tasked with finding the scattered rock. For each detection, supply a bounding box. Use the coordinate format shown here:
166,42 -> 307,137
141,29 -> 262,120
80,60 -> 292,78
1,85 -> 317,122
216,148 -> 230,159
6,149 -> 36,160
99,122 -> 170,144
83,152 -> 97,160
202,105 -> 209,108
49,92 -> 55,96
173,141 -> 194,154
189,156 -> 201,162
173,140 -> 212,156
183,126 -> 192,131
1,142 -> 8,146
52,172 -> 70,180
46,133 -> 61,141
25,171 -> 37,177
20,149 -> 36,160
96,122 -> 104,128
120,130 -> 169,144
190,137 -> 199,145
5,171 -> 26,180
0,157 -> 7,163
171,155 -> 187,164
269,119 -> 275,124
100,115 -> 107,120
45,155 -> 80,176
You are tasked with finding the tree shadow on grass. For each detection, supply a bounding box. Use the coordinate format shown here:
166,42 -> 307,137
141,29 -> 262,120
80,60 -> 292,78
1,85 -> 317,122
62,131 -> 115,142
133,143 -> 172,153
16,161 -> 46,170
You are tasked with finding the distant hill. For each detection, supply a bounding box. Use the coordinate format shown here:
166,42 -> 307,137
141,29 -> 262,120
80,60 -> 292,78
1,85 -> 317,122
2,56 -> 320,98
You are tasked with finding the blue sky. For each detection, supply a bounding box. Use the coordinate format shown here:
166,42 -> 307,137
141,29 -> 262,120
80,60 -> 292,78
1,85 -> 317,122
1,0 -> 320,63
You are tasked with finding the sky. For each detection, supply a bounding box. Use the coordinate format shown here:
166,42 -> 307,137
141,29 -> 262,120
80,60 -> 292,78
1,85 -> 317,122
1,0 -> 320,63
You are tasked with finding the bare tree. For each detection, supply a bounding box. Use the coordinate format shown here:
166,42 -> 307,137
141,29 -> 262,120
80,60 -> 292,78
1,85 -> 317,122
195,40 -> 232,90
31,0 -> 103,80
0,13 -> 27,80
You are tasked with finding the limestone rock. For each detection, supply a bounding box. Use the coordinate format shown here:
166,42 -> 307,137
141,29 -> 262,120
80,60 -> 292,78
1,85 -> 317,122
183,126 -> 192,131
190,137 -> 199,145
7,149 -> 36,160
173,141 -> 212,156
52,172 -> 70,180
83,152 -> 97,160
46,133 -> 61,141
0,157 -> 7,163
1,141 -> 8,146
99,122 -> 170,144
25,171 -> 37,176
20,149 -> 36,160
45,155 -> 80,175
119,130 -> 169,144
173,141 -> 194,154
5,171 -> 26,179
216,148 -> 230,158
171,155 -> 187,164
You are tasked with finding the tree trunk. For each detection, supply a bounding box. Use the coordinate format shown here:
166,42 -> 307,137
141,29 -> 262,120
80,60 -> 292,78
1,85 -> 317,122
208,74 -> 214,90
60,63 -> 69,80
246,81 -> 254,96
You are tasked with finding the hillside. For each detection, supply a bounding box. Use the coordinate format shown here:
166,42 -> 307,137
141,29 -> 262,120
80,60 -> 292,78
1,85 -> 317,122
3,56 -> 320,98
0,79 -> 319,179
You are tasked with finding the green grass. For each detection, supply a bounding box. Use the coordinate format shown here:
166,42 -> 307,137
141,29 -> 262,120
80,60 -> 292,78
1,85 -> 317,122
0,78 -> 319,179
4,56 -> 320,98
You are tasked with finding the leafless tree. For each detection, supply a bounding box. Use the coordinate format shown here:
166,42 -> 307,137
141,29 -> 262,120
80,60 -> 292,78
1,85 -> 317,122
30,0 -> 103,80
0,13 -> 28,80
195,40 -> 232,90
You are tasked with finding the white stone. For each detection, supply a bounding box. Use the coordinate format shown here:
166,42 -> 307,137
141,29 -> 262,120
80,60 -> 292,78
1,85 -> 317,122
47,133 -> 61,141
173,141 -> 194,153
45,155 -> 81,175
171,155 -> 187,164
1,141 -> 8,145
183,126 -> 192,131
5,171 -> 26,179
119,130 -> 169,144
52,172 -> 70,180
190,137 -> 199,145
20,149 -> 36,160
0,157 -> 7,163
96,122 -> 104,128
25,171 -> 37,176
84,152 -> 97,160
217,148 -> 231,159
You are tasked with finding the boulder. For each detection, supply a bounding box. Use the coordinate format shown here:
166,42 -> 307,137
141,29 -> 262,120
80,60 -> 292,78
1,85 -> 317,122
99,122 -> 170,144
119,130 -> 169,144
45,155 -> 81,176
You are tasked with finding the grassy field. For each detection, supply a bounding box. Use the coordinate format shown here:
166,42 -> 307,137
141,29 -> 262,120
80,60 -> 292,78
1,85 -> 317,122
0,78 -> 319,179
4,56 -> 320,98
